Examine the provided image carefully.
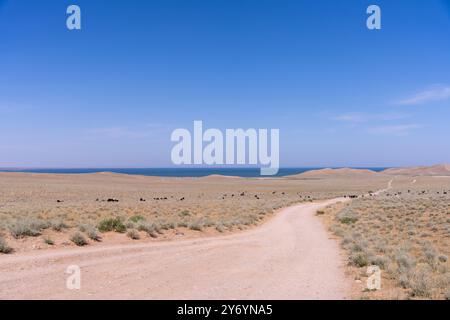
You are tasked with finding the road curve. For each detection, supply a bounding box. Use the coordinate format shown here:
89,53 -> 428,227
0,199 -> 350,300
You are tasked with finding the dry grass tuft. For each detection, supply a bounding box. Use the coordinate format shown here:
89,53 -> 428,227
326,179 -> 450,299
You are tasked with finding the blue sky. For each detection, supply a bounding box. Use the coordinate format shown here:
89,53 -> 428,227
1,0 -> 450,167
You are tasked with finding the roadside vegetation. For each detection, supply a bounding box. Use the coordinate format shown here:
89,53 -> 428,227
0,236 -> 12,254
0,172 -> 389,253
325,186 -> 450,299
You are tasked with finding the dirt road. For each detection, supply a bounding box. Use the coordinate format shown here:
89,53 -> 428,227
0,199 -> 350,299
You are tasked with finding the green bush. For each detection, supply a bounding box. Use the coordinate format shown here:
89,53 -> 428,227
215,223 -> 225,233
127,229 -> 140,240
50,219 -> 68,232
87,227 -> 101,241
98,217 -> 126,233
177,221 -> 188,228
70,232 -> 88,246
0,236 -> 13,254
337,209 -> 358,225
180,210 -> 190,217
350,253 -> 368,267
409,267 -> 433,298
188,222 -> 203,231
79,224 -> 101,241
43,237 -> 54,245
137,222 -> 158,238
339,216 -> 358,224
370,256 -> 388,269
9,218 -> 50,238
129,215 -> 146,223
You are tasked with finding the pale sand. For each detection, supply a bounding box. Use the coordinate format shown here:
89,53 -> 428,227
0,198 -> 350,300
0,171 -> 391,253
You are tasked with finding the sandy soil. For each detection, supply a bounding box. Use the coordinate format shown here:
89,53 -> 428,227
0,171 -> 390,253
0,198 -> 350,300
317,176 -> 450,300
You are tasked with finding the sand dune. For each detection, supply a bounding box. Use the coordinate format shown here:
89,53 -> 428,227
199,174 -> 243,179
383,164 -> 450,176
288,168 -> 378,179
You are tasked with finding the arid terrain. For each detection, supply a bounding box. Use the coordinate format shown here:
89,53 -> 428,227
0,166 -> 449,299
0,199 -> 350,299
0,171 -> 389,253
318,171 -> 450,300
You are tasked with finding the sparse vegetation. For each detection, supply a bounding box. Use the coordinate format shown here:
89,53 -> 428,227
188,221 -> 203,231
70,232 -> 88,246
127,229 -> 140,240
137,222 -> 158,238
50,219 -> 68,231
0,171 -> 396,263
85,226 -> 101,241
78,224 -> 101,241
129,215 -> 145,223
337,209 -> 358,224
9,218 -> 49,238
98,217 -> 126,233
0,236 -> 13,254
2,168 -> 449,299
215,223 -> 225,233
325,181 -> 450,300
43,237 -> 54,245
180,210 -> 191,217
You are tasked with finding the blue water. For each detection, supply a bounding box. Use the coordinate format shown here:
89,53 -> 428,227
0,167 -> 388,177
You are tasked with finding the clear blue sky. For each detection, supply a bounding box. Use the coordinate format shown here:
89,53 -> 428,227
1,0 -> 450,167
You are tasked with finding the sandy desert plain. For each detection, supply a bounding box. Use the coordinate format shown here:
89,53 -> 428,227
0,165 -> 449,300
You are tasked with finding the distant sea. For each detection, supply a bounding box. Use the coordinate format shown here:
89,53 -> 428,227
0,167 -> 389,178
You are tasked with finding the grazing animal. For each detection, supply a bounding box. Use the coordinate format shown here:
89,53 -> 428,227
140,198 -> 146,202
56,200 -> 63,203
180,197 -> 185,201
107,198 -> 119,202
